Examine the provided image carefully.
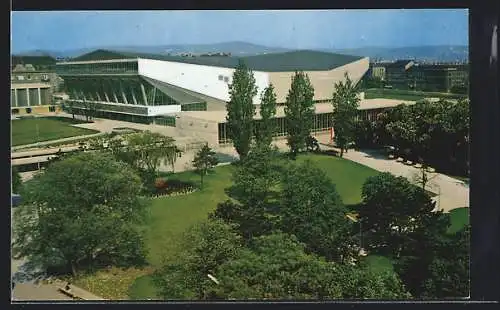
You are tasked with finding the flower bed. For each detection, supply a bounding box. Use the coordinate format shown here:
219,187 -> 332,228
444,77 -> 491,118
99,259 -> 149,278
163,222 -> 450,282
152,178 -> 198,198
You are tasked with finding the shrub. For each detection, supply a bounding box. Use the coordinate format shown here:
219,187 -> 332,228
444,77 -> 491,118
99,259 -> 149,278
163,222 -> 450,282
153,179 -> 197,196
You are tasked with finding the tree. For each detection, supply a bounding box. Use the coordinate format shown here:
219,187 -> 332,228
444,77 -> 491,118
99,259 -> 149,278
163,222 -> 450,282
156,218 -> 243,299
331,72 -> 361,157
192,143 -> 219,189
280,160 -> 354,262
12,152 -> 148,276
210,233 -> 410,300
90,131 -> 179,190
284,71 -> 315,159
255,84 -> 277,149
358,172 -> 436,257
226,60 -> 258,160
212,145 -> 285,239
394,211 -> 470,299
11,166 -> 23,194
421,225 -> 470,298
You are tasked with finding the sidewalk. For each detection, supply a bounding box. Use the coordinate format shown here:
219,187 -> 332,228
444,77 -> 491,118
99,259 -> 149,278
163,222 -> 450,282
315,140 -> 469,213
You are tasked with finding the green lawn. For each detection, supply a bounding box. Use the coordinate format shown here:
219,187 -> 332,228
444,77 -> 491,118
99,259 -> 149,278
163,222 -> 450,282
72,152 -> 470,299
126,153 -> 382,299
11,117 -> 99,146
447,207 -> 470,234
362,255 -> 395,274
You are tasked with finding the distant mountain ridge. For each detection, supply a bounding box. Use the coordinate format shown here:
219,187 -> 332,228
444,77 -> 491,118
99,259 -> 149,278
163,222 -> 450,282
13,41 -> 468,62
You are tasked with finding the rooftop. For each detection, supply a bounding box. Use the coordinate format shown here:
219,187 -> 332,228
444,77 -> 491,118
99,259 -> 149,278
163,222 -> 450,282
66,49 -> 364,72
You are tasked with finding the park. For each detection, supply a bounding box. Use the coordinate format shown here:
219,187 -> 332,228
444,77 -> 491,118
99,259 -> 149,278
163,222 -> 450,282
11,65 -> 470,301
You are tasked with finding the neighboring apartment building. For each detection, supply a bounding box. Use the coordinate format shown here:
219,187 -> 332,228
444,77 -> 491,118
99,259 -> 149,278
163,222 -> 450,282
407,63 -> 469,93
385,60 -> 415,88
368,62 -> 388,81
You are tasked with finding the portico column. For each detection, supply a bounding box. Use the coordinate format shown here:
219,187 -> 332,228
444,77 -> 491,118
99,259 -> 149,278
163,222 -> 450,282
37,88 -> 42,106
26,88 -> 30,106
14,88 -> 18,107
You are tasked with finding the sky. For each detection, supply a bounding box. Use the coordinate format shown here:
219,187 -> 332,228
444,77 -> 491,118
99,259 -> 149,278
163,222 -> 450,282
11,9 -> 468,53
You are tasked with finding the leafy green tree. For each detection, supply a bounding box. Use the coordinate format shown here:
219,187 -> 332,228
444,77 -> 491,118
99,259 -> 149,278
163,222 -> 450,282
422,225 -> 470,298
192,143 -> 219,189
212,145 -> 285,239
226,60 -> 258,159
284,71 -> 315,159
280,160 -> 354,262
255,84 -> 277,149
395,211 -> 470,299
13,152 -> 148,276
359,172 -> 436,257
11,166 -> 23,194
90,131 -> 178,190
155,218 -> 243,299
210,232 -> 410,300
332,73 -> 361,157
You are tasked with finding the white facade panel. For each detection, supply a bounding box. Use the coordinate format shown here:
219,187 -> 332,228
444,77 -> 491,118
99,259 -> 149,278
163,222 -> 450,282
147,105 -> 182,116
138,58 -> 269,105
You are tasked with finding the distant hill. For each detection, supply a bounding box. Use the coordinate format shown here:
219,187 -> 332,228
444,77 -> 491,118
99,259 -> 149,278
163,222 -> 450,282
15,42 -> 292,59
14,42 -> 468,63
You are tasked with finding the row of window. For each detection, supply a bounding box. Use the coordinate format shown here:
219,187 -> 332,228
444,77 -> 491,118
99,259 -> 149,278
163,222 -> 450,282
217,113 -> 334,145
56,61 -> 139,75
12,74 -> 50,81
218,75 -> 230,83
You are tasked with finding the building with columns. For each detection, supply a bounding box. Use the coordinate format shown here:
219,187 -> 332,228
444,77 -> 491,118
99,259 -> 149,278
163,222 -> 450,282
10,83 -> 58,115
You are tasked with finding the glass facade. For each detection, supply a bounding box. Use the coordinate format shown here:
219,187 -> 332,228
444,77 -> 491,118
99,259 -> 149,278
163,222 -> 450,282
181,102 -> 207,111
155,116 -> 176,127
218,112 -> 334,145
56,61 -> 138,75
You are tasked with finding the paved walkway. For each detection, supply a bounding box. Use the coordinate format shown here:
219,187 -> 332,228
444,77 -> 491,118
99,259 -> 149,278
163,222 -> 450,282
313,137 -> 469,213
12,282 -> 74,301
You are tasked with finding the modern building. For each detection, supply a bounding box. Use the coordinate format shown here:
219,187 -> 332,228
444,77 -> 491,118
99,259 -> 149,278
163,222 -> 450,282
55,49 -> 369,124
407,63 -> 469,93
385,60 -> 415,88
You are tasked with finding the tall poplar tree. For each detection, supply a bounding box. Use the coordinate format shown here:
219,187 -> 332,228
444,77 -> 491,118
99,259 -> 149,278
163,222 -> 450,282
332,72 -> 360,157
255,84 -> 277,149
226,60 -> 258,159
284,71 -> 315,159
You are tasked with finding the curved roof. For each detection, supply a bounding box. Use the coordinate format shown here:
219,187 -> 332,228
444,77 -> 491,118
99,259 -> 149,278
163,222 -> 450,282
69,49 -> 364,72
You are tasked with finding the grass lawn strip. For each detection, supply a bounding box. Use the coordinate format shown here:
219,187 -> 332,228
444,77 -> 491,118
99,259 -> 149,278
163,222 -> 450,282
11,117 -> 99,146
